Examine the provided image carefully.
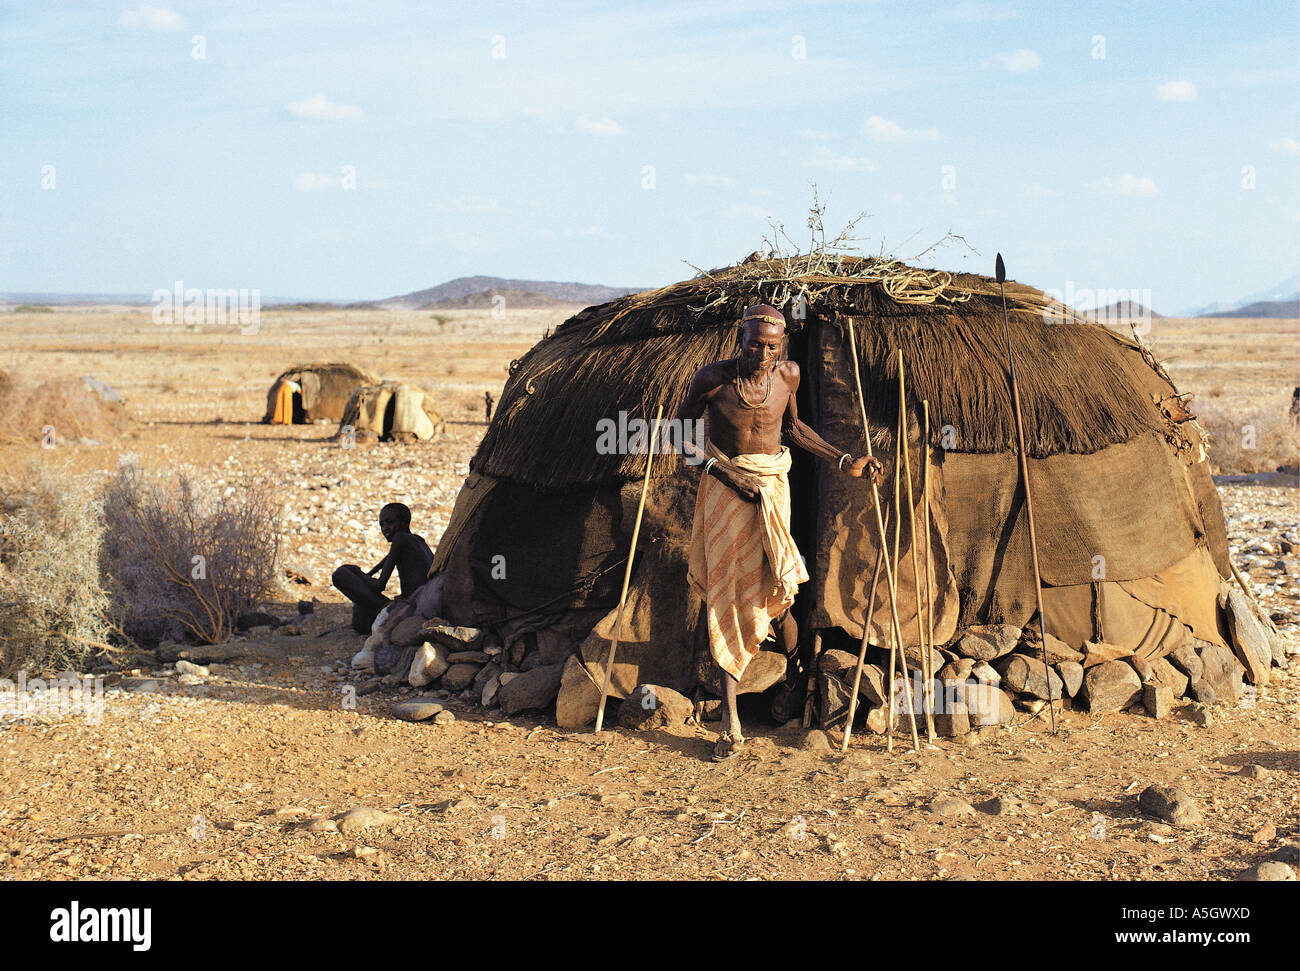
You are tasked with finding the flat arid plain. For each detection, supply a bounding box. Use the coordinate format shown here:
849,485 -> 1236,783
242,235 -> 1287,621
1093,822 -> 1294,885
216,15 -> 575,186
1,306 -> 1296,880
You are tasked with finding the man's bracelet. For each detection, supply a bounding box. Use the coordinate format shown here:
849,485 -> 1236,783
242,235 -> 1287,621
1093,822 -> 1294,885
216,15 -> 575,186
703,457 -> 718,476
838,453 -> 851,472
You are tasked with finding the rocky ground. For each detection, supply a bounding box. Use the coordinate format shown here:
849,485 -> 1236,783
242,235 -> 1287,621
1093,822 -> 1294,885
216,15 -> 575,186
0,307 -> 1296,881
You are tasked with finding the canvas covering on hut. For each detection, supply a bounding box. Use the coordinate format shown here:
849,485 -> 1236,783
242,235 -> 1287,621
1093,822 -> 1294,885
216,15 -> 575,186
263,363 -> 375,424
334,381 -> 445,442
409,253 -> 1274,724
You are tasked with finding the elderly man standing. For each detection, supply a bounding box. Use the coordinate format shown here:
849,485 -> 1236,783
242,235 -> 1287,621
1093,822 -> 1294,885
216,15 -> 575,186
677,304 -> 882,761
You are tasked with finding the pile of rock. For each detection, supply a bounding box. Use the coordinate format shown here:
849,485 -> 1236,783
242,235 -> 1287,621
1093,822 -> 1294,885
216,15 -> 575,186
817,585 -> 1288,737
355,616 -> 570,717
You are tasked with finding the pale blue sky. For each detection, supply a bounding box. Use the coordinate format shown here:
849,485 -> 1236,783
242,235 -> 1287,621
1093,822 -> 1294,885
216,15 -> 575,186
2,0 -> 1297,312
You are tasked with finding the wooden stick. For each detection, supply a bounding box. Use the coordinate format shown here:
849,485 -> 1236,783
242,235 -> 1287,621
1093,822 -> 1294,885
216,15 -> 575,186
884,355 -> 920,749
922,400 -> 936,714
594,404 -> 663,732
899,355 -> 936,741
841,323 -> 919,752
801,629 -> 822,728
842,541 -> 886,736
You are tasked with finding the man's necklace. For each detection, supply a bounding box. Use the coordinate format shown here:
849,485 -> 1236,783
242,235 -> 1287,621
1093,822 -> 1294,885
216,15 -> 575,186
733,360 -> 772,408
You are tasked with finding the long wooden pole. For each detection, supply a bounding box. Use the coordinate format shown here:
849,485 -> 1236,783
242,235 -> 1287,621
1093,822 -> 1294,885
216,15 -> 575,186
899,353 -> 936,741
995,254 -> 1055,735
594,404 -> 663,733
841,541 -> 885,734
922,400 -> 936,708
841,322 -> 919,752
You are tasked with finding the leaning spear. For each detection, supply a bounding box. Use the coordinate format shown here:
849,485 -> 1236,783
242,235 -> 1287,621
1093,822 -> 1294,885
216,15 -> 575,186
995,254 -> 1056,735
594,404 -> 664,733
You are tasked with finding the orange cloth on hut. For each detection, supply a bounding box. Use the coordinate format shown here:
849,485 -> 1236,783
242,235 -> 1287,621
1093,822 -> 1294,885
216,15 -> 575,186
687,441 -> 808,681
271,380 -> 295,424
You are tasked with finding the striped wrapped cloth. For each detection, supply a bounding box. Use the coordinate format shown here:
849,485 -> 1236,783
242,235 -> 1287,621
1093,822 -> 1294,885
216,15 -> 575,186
687,442 -> 809,681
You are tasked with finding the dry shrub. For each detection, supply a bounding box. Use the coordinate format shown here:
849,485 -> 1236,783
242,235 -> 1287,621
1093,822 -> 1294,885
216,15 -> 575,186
1195,399 -> 1300,473
0,370 -> 128,446
100,461 -> 282,645
0,462 -> 115,677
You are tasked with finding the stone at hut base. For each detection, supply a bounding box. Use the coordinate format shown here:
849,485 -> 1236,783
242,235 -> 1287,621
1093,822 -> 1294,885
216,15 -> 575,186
1195,644 -> 1245,705
498,662 -> 565,716
701,649 -> 787,696
1242,862 -> 1296,881
937,658 -> 975,684
407,643 -> 450,687
1081,640 -> 1134,669
1166,642 -> 1203,683
449,650 -> 491,665
864,707 -> 887,734
998,654 -> 1063,700
433,710 -> 455,725
1081,660 -> 1143,713
555,655 -> 601,729
1021,629 -> 1085,664
1056,661 -> 1084,697
953,624 -> 1021,661
1220,586 -> 1273,686
389,616 -> 428,648
1142,684 -> 1173,720
934,702 -> 970,737
1146,657 -> 1189,697
441,663 -> 479,692
422,621 -> 485,653
618,684 -> 694,730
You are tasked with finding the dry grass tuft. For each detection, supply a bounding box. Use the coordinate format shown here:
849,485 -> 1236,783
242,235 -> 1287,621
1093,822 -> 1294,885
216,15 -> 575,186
0,462 -> 117,677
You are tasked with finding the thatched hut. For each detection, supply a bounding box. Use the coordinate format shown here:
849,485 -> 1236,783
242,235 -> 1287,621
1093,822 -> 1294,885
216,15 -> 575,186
410,254 -> 1276,727
263,363 -> 376,424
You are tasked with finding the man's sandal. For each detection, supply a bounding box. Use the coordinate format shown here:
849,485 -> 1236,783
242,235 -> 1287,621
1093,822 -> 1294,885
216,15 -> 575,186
712,731 -> 743,762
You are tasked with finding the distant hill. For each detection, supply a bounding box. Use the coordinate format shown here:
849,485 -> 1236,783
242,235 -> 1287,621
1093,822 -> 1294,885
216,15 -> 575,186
1200,298 -> 1299,319
375,276 -> 641,311
421,288 -> 578,309
1087,300 -> 1163,320
1181,274 -> 1299,317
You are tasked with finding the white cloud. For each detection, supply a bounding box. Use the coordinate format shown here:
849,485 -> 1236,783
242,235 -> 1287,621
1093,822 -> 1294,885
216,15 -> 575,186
576,114 -> 624,136
1090,174 -> 1159,198
863,115 -> 941,143
721,203 -> 774,220
1157,80 -> 1197,102
293,171 -> 335,192
1269,136 -> 1300,157
805,146 -> 879,172
685,173 -> 734,187
984,49 -> 1042,73
288,94 -> 365,122
118,4 -> 181,31
1021,182 -> 1057,198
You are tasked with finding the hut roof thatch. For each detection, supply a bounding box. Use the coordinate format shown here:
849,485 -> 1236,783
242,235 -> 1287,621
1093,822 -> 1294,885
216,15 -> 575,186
472,255 -> 1171,492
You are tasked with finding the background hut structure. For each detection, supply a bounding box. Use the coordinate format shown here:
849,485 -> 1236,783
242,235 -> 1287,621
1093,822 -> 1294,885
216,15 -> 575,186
263,363 -> 375,425
412,253 -> 1278,728
333,381 -> 446,443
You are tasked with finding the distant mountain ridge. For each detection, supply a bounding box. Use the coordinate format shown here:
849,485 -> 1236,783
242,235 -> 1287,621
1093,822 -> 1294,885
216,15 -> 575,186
375,276 -> 641,311
1182,274 -> 1299,318
1201,299 -> 1299,319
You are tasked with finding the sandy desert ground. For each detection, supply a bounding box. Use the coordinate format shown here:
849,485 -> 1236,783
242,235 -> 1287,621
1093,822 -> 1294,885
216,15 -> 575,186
0,305 -> 1296,881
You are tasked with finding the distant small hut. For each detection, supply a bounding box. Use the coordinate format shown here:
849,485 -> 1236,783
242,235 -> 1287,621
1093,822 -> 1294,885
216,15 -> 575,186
263,363 -> 375,424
